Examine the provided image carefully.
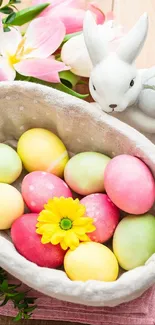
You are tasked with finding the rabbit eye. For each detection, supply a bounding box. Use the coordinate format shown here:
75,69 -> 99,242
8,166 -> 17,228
130,79 -> 134,87
93,84 -> 96,91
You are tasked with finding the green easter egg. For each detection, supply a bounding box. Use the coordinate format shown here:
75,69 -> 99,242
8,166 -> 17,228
64,152 -> 111,195
0,144 -> 22,184
113,214 -> 155,270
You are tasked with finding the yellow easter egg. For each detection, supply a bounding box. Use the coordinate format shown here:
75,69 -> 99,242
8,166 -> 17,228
17,128 -> 69,178
0,183 -> 24,229
64,242 -> 119,282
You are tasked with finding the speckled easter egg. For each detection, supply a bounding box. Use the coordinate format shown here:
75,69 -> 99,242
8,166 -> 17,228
0,183 -> 24,229
22,171 -> 72,213
11,213 -> 65,268
113,214 -> 155,270
81,194 -> 120,243
17,128 -> 69,178
104,154 -> 155,214
0,144 -> 22,184
64,152 -> 111,195
64,242 -> 119,281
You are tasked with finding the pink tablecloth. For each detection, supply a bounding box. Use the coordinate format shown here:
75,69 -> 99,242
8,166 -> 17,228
0,283 -> 155,325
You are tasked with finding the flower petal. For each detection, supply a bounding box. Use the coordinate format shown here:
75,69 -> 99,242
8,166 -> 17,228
61,33 -> 92,77
24,17 -> 66,58
86,224 -> 96,233
41,234 -> 51,244
0,27 -> 21,57
106,11 -> 115,21
88,2 -> 105,24
36,223 -> 58,234
78,234 -> 90,242
60,240 -> 68,250
50,230 -> 66,245
0,57 -> 15,81
15,58 -> 68,83
64,230 -> 79,250
38,209 -> 60,223
73,217 -> 94,226
73,226 -> 87,235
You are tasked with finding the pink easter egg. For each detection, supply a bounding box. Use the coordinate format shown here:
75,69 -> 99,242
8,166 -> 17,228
22,171 -> 72,213
11,213 -> 65,268
81,194 -> 120,243
104,154 -> 155,214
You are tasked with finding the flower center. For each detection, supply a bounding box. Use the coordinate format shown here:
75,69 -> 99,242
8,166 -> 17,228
60,218 -> 72,230
8,37 -> 34,68
8,54 -> 21,66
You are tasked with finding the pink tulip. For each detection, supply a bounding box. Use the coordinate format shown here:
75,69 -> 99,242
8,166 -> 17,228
0,17 -> 68,82
32,0 -> 105,34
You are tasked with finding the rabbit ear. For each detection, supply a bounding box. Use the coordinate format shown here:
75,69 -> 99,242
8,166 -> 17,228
83,11 -> 109,66
116,13 -> 148,64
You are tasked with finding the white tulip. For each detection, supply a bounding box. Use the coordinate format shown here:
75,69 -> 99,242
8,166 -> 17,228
61,20 -> 124,78
61,33 -> 93,78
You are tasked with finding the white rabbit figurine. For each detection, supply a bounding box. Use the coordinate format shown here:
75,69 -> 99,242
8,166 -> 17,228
83,11 -> 155,143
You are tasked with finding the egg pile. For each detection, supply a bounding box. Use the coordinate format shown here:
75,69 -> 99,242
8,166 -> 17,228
1,128 -> 155,283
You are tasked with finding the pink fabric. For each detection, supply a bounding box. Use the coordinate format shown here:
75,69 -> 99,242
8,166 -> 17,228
0,278 -> 155,324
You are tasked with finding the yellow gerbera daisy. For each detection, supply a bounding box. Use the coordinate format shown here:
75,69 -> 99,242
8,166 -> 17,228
36,197 -> 96,251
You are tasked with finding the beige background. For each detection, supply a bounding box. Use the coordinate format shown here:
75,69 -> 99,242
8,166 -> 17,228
0,0 -> 155,324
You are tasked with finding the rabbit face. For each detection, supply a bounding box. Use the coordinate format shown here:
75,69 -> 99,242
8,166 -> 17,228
89,54 -> 142,113
83,11 -> 148,113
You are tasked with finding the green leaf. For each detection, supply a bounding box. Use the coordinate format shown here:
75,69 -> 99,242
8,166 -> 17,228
23,313 -> 31,319
13,311 -> 23,322
1,280 -> 8,291
51,83 -> 89,99
0,6 -> 13,14
0,296 -> 9,306
59,71 -> 80,88
15,73 -> 89,99
3,26 -> 11,32
17,302 -> 28,310
4,3 -> 49,26
143,84 -> 155,91
5,12 -> 16,23
0,0 -> 3,6
62,31 -> 82,45
9,0 -> 21,4
8,284 -> 21,290
24,305 -> 37,313
12,292 -> 25,302
26,297 -> 37,304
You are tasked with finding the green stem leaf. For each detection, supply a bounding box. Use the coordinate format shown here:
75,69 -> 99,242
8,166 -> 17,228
15,73 -> 89,99
0,6 -> 13,14
13,311 -> 23,322
1,280 -> 8,292
3,3 -> 49,26
4,12 -> 16,24
62,31 -> 82,45
51,83 -> 89,99
59,71 -> 80,88
143,84 -> 155,91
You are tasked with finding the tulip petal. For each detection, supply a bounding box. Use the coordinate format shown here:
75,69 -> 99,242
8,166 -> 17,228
39,7 -> 86,34
61,33 -> 92,77
0,27 -> 21,57
38,1 -> 105,34
106,11 -> 115,21
0,57 -> 15,81
15,58 -> 69,83
24,17 -> 66,58
88,2 -> 105,24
